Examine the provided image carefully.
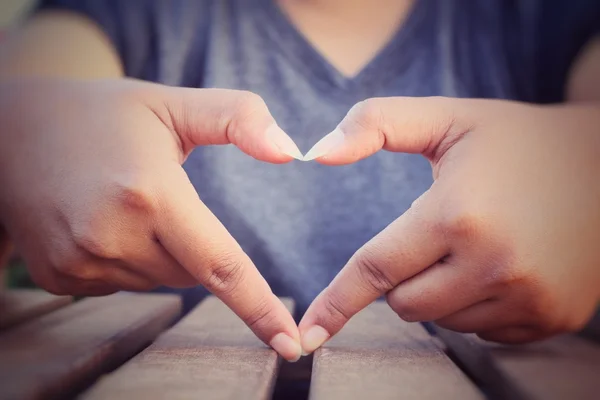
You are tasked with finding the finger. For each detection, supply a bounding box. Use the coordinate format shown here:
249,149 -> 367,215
299,189 -> 449,354
303,96 -> 477,164
48,268 -> 121,296
126,240 -> 198,288
434,299 -> 523,333
53,257 -> 158,295
147,86 -> 303,162
156,167 -> 301,361
477,326 -> 546,344
54,280 -> 120,296
385,258 -> 491,323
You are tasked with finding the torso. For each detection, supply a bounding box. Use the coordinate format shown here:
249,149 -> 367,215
133,0 -> 546,312
275,0 -> 415,77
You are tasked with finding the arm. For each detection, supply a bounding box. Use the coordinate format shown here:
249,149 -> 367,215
567,36 -> 600,102
299,39 -> 600,353
0,10 -> 123,267
0,10 -> 122,79
0,9 -> 303,359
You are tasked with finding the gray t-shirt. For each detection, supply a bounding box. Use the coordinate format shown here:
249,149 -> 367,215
39,0 -> 600,314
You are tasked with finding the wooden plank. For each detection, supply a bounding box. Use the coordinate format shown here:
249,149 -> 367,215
82,296 -> 294,400
309,301 -> 483,400
0,289 -> 72,330
0,292 -> 181,400
435,327 -> 600,400
433,326 -> 529,400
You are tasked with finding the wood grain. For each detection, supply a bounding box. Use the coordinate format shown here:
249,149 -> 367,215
0,292 -> 181,400
0,289 -> 72,330
436,327 -> 600,400
309,301 -> 483,400
83,296 -> 295,400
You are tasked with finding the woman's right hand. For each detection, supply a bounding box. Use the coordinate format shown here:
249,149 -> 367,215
0,79 -> 303,360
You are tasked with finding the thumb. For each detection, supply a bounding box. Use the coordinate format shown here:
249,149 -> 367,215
145,86 -> 303,163
303,96 -> 478,164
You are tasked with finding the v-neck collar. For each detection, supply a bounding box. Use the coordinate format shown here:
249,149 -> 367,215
254,0 -> 430,97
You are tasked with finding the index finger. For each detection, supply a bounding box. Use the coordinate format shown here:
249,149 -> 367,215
155,167 -> 301,361
298,192 -> 449,354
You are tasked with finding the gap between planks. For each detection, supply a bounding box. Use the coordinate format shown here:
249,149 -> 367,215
82,296 -> 295,400
309,301 -> 483,400
434,325 -> 600,400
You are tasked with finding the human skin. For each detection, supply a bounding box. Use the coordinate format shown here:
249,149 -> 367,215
299,96 -> 600,352
0,10 -> 307,361
1,4 -> 600,359
0,78 -> 304,361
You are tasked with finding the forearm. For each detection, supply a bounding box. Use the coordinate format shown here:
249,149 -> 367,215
566,37 -> 600,103
0,10 -> 123,80
0,10 -> 124,266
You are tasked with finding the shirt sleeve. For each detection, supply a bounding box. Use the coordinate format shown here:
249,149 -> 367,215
533,0 -> 600,102
36,0 -> 160,79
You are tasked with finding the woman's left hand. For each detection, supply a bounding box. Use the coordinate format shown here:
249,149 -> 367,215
299,97 -> 600,354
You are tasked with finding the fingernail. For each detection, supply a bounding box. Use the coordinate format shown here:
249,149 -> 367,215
301,325 -> 330,355
266,124 -> 304,160
270,333 -> 302,362
303,128 -> 345,161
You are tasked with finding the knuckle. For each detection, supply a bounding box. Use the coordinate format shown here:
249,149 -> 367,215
234,91 -> 268,121
321,292 -> 353,325
204,252 -> 246,295
245,298 -> 277,331
387,294 -> 420,322
48,246 -> 97,281
110,175 -> 159,215
487,261 -> 527,290
442,208 -> 487,242
346,98 -> 383,131
33,274 -> 69,296
236,90 -> 266,110
53,258 -> 87,280
71,225 -> 121,260
353,247 -> 396,294
227,91 -> 269,141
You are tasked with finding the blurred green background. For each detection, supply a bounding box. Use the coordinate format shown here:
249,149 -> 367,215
1,0 -> 37,289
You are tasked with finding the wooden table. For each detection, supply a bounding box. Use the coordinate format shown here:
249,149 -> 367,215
0,289 -> 598,399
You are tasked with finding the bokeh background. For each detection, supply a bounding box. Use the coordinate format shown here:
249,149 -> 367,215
1,0 -> 37,289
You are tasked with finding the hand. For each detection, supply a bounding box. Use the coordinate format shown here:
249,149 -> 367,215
300,97 -> 600,353
0,79 -> 303,360
0,223 -> 12,270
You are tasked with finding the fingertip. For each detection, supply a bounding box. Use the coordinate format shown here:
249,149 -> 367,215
303,128 -> 345,162
303,127 -> 381,165
300,325 -> 331,355
266,124 -> 304,161
246,295 -> 302,360
270,332 -> 303,362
